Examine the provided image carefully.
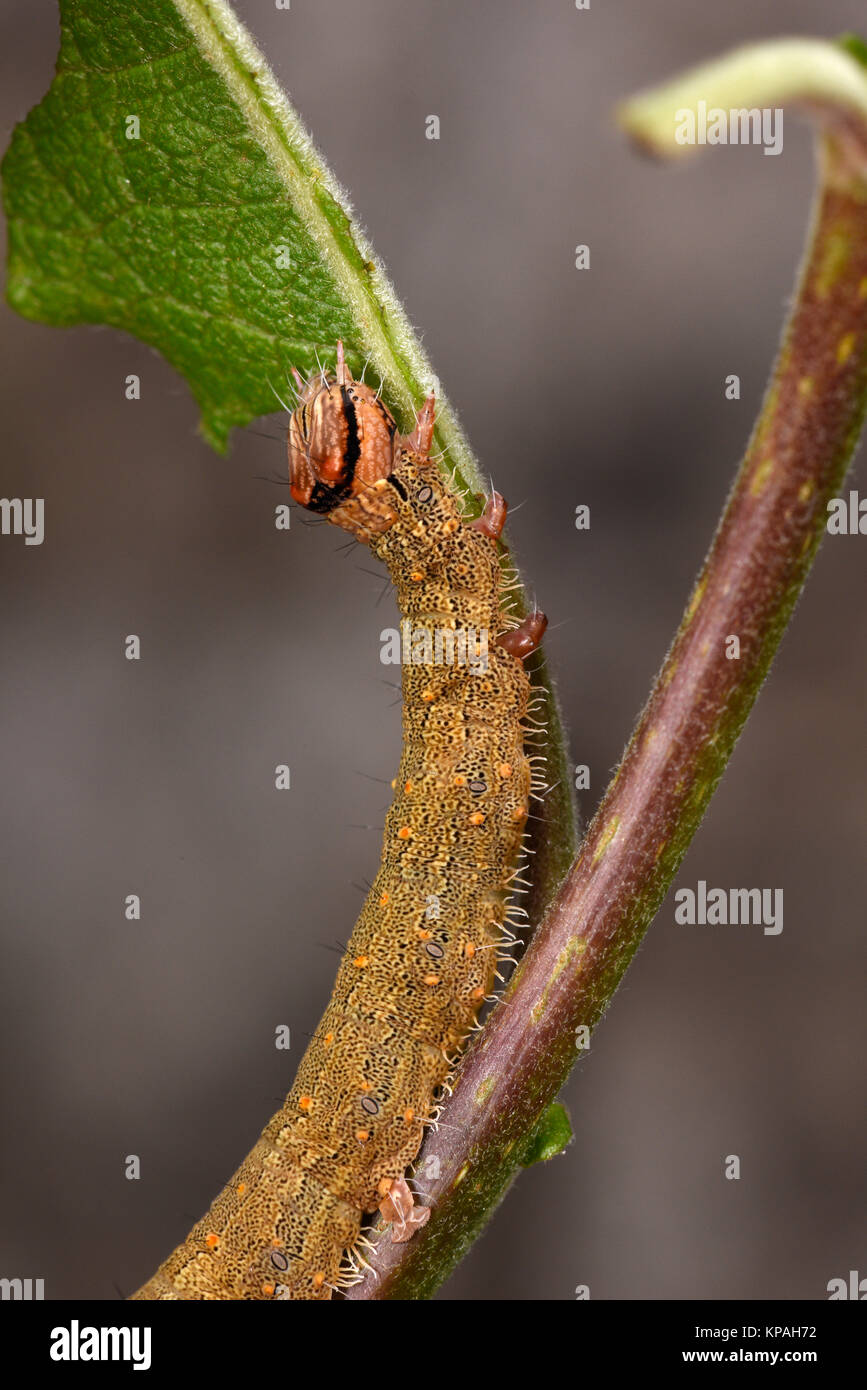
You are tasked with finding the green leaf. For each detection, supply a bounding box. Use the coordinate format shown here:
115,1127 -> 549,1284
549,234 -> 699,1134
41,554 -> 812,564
519,1102 -> 573,1167
1,0 -> 473,480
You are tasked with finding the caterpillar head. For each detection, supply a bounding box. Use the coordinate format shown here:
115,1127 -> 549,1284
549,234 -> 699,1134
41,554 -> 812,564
288,343 -> 398,529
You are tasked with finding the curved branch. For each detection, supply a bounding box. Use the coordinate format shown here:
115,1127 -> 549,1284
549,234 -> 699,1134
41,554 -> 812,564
345,37 -> 867,1299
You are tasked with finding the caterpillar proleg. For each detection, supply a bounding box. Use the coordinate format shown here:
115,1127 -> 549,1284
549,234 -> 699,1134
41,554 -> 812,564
131,345 -> 546,1299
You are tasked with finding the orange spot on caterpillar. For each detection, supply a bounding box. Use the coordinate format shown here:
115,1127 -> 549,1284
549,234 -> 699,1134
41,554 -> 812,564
356,1129 -> 370,1143
498,763 -> 513,778
236,1182 -> 247,1195
418,928 -> 433,940
471,986 -> 485,1000
424,974 -> 441,986
379,892 -> 389,906
404,780 -> 414,793
454,775 -> 467,787
359,1080 -> 373,1092
464,942 -> 476,959
421,691 -> 435,702
469,811 -> 486,826
262,1283 -> 276,1297
377,1177 -> 393,1197
410,570 -> 424,582
398,826 -> 412,839
298,1096 -> 313,1112
313,1272 -> 326,1290
271,1238 -> 281,1248
512,804 -> 528,821
404,1108 -> 415,1123
205,1233 -> 220,1249
353,954 -> 369,968
324,1032 -> 334,1046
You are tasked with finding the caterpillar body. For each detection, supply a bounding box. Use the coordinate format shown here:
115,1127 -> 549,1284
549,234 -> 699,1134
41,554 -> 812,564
131,345 -> 546,1300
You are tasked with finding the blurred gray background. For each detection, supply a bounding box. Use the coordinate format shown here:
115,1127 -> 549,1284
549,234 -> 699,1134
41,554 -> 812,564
1,0 -> 865,1301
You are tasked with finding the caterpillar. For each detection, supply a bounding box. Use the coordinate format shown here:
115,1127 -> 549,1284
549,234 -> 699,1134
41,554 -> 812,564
131,344 -> 546,1300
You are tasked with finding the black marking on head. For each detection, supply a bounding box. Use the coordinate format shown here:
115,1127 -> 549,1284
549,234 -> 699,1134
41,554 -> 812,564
390,475 -> 408,502
306,478 -> 353,514
300,390 -> 359,514
340,386 -> 361,471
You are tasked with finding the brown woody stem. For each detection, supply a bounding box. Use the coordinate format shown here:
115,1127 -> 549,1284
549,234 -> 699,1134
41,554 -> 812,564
345,47 -> 867,1299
